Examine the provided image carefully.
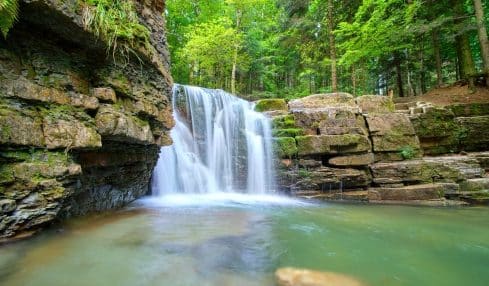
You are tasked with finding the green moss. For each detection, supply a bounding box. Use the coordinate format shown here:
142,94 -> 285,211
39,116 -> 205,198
450,103 -> 489,117
254,99 -> 288,112
298,169 -> 312,178
272,114 -> 296,129
273,137 -> 298,158
0,165 -> 14,184
82,0 -> 151,54
273,128 -> 304,138
399,145 -> 417,160
39,104 -> 94,126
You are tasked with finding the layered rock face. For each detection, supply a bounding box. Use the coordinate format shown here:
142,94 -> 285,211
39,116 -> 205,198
261,93 -> 489,205
1,0 -> 173,239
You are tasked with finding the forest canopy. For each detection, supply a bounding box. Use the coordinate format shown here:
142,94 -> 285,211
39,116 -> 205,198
166,0 -> 489,99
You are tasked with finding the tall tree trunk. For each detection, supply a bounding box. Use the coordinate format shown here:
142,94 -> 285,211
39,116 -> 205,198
327,0 -> 337,92
473,0 -> 489,86
452,0 -> 476,86
432,28 -> 443,87
394,53 -> 404,97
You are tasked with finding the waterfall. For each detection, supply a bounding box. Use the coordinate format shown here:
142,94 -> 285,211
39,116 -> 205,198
151,85 -> 275,195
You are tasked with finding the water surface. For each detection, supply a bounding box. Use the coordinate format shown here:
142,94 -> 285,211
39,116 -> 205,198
1,195 -> 488,286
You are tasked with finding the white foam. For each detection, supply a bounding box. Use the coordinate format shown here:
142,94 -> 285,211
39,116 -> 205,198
138,193 -> 311,208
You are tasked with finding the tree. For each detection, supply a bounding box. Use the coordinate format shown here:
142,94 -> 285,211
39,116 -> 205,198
473,0 -> 489,85
180,18 -> 245,89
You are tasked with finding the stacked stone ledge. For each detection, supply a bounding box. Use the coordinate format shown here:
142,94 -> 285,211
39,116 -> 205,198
257,93 -> 489,205
0,0 -> 173,240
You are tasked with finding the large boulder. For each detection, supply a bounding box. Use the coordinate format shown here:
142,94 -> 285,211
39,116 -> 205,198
369,184 -> 445,201
95,105 -> 154,145
356,95 -> 395,114
296,134 -> 371,156
293,109 -> 368,136
370,156 -> 483,186
0,101 -> 45,147
456,116 -> 489,151
291,167 -> 372,192
289,93 -> 358,111
366,113 -> 422,160
254,99 -> 288,112
410,108 -> 461,155
276,267 -> 366,286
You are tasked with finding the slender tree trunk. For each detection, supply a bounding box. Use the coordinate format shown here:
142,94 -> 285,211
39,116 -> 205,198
419,43 -> 427,94
473,0 -> 489,86
327,0 -> 337,92
394,53 -> 404,97
452,0 -> 476,87
432,29 -> 443,87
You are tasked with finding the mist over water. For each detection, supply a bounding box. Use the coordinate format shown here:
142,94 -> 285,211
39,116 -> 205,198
151,85 -> 275,195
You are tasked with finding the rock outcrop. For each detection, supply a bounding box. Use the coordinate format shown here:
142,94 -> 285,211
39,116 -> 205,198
258,93 -> 489,206
1,0 -> 173,240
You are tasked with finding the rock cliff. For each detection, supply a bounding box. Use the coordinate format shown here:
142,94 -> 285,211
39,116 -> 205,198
0,0 -> 173,240
259,93 -> 489,206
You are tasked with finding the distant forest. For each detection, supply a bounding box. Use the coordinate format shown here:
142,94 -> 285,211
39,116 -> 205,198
166,0 -> 489,99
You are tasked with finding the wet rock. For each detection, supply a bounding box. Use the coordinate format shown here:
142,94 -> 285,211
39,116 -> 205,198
4,77 -> 99,110
371,156 -> 483,186
366,113 -> 422,158
296,134 -> 371,156
449,103 -> 489,117
369,184 -> 445,201
459,178 -> 489,192
456,116 -> 489,151
92,87 -> 117,103
273,137 -> 298,158
329,153 -> 374,167
275,267 -> 366,286
0,103 -> 45,147
410,108 -> 460,155
95,105 -> 154,145
356,95 -> 395,114
469,152 -> 489,171
43,117 -> 102,150
0,199 -> 16,213
291,167 -> 371,192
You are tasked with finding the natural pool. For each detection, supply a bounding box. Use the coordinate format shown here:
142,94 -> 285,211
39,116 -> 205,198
1,194 -> 488,286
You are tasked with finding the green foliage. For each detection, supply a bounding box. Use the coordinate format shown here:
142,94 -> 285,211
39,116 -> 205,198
0,0 -> 19,38
82,0 -> 150,54
399,145 -> 416,160
168,0 -> 487,99
273,137 -> 298,158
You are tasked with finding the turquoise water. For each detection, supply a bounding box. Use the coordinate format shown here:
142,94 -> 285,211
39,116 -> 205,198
1,194 -> 488,286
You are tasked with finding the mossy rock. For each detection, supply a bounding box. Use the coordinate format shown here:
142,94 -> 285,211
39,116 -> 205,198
273,128 -> 304,138
273,137 -> 298,158
272,114 -> 296,129
449,103 -> 489,117
296,134 -> 371,156
255,99 -> 288,112
356,95 -> 395,114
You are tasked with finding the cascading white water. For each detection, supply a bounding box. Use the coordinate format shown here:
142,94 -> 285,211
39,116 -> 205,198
151,85 -> 275,195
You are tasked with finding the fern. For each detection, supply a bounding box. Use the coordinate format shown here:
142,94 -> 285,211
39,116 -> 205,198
82,0 -> 150,57
0,0 -> 19,38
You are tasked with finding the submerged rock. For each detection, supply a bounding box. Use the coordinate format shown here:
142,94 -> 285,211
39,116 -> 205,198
275,267 -> 366,286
